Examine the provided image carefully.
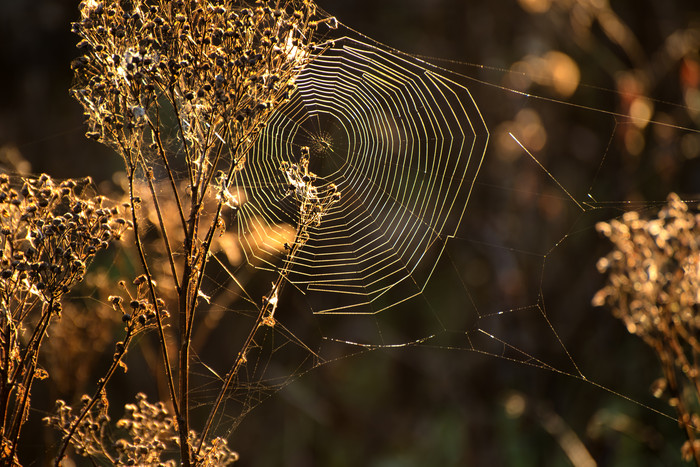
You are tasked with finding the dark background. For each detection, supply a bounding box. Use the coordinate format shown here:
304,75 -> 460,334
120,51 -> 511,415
2,0 -> 700,465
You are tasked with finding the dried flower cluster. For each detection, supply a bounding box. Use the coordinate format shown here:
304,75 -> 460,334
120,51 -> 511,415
115,394 -> 178,465
114,393 -> 238,466
45,393 -> 238,466
593,193 -> 700,464
281,145 -> 341,230
45,395 -> 111,460
0,174 -> 129,306
109,275 -> 170,335
71,0 -> 331,178
0,173 -> 129,464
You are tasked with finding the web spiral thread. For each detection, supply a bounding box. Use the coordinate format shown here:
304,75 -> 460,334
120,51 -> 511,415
232,36 -> 488,315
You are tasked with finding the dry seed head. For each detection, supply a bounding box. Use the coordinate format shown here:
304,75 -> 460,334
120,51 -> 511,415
71,0 -> 331,172
594,193 -> 700,455
594,193 -> 700,339
0,173 -> 129,304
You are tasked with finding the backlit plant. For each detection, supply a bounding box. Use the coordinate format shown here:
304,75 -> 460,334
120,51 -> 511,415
47,0 -> 335,465
0,173 -> 129,464
594,193 -> 700,465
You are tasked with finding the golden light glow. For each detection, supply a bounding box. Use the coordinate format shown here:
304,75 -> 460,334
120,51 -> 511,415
517,0 -> 552,14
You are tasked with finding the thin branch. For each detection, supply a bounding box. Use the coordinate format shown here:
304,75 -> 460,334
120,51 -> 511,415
138,156 -> 182,294
148,113 -> 188,234
167,86 -> 196,190
8,300 -> 54,462
124,157 -> 180,420
54,327 -> 135,466
196,221 -> 303,454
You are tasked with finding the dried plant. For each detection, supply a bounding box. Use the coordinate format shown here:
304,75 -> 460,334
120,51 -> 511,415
45,392 -> 238,465
593,193 -> 700,465
0,172 -> 129,464
47,0 -> 337,465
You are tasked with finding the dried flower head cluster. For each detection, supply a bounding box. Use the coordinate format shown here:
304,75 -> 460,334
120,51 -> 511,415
593,193 -> 700,463
71,0 -> 333,175
281,145 -> 340,231
0,173 -> 129,307
109,274 -> 170,333
114,394 -> 176,465
45,395 -> 111,460
593,193 -> 700,340
115,393 -> 238,466
45,393 -> 238,465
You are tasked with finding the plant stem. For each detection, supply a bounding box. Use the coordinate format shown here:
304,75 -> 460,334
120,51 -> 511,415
195,223 -> 304,456
8,300 -> 53,463
124,163 -> 180,419
54,329 -> 135,466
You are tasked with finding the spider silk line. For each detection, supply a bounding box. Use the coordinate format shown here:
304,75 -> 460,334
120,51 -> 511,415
329,19 -> 700,135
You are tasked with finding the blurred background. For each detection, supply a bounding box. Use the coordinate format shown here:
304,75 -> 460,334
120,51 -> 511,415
2,0 -> 700,465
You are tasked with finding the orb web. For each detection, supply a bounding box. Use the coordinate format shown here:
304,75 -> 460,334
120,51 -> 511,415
232,36 -> 488,315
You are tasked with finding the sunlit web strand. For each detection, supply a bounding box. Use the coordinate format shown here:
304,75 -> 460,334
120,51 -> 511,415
233,35 -> 488,315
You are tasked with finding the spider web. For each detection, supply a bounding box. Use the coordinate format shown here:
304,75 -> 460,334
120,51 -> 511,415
187,29 -> 491,442
232,35 -> 487,316
164,20 -> 697,462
